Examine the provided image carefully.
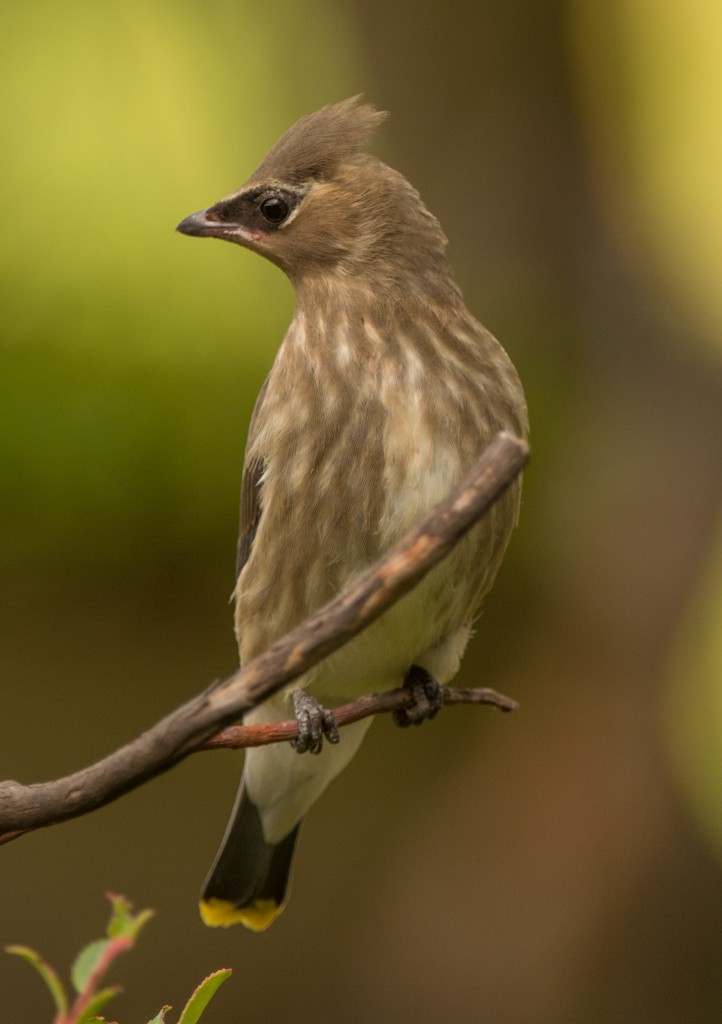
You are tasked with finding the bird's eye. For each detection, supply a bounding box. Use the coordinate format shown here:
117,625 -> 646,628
259,196 -> 291,225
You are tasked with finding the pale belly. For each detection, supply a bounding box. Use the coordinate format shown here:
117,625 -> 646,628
238,431 -> 497,710
240,526 -> 490,844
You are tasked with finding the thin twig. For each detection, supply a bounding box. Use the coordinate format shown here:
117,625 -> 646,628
0,431 -> 528,843
201,684 -> 518,750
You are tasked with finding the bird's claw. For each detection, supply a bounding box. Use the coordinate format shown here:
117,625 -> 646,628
393,665 -> 444,728
291,690 -> 340,754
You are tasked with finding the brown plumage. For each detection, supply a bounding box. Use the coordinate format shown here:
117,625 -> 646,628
177,96 -> 528,930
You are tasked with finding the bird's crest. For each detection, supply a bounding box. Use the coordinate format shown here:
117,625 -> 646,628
248,96 -> 388,186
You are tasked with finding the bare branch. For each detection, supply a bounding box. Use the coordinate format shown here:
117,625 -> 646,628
201,684 -> 518,750
0,431 -> 528,842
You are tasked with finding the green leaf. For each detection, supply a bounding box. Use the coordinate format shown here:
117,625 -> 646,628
147,1006 -> 172,1024
76,984 -> 122,1024
106,893 -> 134,937
71,938 -> 110,993
106,893 -> 155,941
177,969 -> 232,1024
5,944 -> 68,1015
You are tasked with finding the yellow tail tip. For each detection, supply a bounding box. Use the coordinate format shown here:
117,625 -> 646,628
200,897 -> 284,931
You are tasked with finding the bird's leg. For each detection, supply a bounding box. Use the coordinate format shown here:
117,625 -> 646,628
291,690 -> 340,755
393,665 -> 444,728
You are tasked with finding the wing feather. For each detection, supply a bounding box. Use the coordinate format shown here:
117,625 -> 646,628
235,376 -> 269,580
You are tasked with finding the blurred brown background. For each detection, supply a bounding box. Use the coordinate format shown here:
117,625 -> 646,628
2,1 -> 722,1021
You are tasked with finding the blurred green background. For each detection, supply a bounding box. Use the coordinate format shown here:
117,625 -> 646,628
2,1 -> 722,1021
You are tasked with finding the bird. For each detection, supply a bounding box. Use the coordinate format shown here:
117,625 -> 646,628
176,96 -> 528,931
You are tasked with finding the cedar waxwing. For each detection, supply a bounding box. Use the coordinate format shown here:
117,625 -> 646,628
177,97 -> 527,930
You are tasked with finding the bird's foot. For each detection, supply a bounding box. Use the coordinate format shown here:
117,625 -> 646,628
291,690 -> 340,754
393,665 -> 444,728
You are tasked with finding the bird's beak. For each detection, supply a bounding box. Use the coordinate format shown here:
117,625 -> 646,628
176,209 -> 230,239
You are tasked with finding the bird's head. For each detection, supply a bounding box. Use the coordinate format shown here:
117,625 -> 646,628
177,97 -> 449,287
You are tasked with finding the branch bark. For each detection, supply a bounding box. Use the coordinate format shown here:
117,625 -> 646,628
0,431 -> 528,842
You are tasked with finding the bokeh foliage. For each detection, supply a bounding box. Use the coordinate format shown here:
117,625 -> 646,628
0,0 -> 362,568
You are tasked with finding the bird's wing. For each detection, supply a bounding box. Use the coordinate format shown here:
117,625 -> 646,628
235,376 -> 269,580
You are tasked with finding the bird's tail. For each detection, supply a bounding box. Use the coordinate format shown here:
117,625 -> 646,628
200,775 -> 300,931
